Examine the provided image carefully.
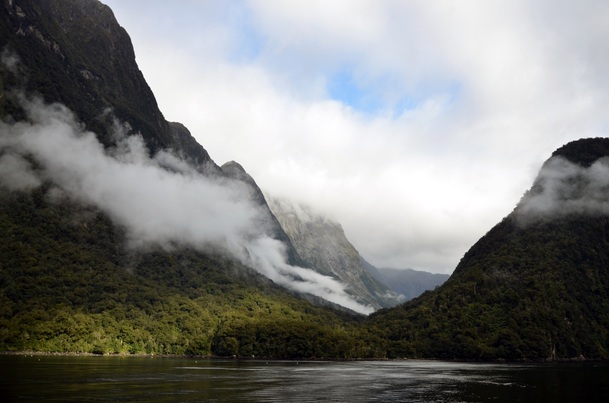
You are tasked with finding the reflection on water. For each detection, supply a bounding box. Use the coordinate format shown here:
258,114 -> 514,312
1,355 -> 609,402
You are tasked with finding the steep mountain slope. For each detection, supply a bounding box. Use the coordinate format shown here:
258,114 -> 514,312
0,0 -> 308,294
268,197 -> 402,310
0,187 -> 367,357
368,138 -> 609,361
0,0 -> 374,358
361,259 -> 449,301
221,162 -> 305,268
0,0 -> 214,170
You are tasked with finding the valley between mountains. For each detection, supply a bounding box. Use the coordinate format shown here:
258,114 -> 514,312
1,0 -> 609,361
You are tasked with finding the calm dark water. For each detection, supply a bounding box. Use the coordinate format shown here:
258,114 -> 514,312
1,355 -> 609,402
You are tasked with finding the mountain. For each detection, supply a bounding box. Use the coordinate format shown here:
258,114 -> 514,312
368,137 -> 609,361
5,0 -> 609,363
0,186 -> 372,357
0,0 -> 378,358
361,260 -> 449,301
267,197 -> 402,310
0,0 -> 214,171
0,0 -> 321,304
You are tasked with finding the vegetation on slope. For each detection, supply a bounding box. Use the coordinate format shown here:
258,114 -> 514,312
368,139 -> 609,361
0,187 -> 371,359
3,0 -> 609,362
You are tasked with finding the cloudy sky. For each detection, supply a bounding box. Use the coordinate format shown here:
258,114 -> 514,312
102,0 -> 609,274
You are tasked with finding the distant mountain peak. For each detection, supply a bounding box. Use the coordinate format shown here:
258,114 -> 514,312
268,196 -> 402,310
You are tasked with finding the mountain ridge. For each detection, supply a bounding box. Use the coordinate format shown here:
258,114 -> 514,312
267,197 -> 402,310
369,137 -> 609,360
0,0 -> 374,358
3,0 -> 609,362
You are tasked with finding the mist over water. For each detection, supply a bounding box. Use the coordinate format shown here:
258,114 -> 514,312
0,93 -> 372,314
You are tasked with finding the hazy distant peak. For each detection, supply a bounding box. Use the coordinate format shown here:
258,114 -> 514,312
267,195 -> 402,309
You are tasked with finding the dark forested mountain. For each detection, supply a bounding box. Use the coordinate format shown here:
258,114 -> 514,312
267,197 -> 402,310
0,0 -> 302,289
0,0 -> 373,358
4,0 -> 609,362
0,0 -> 214,170
0,0 -> 310,283
368,138 -> 609,361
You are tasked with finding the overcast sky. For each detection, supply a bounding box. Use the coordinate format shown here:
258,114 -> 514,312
102,0 -> 609,274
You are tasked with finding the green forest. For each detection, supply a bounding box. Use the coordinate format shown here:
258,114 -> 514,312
3,180 -> 609,361
3,0 -> 609,362
0,187 -> 382,359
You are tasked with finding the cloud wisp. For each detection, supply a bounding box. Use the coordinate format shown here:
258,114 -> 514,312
0,94 -> 373,314
515,156 -> 609,225
100,0 -> 609,273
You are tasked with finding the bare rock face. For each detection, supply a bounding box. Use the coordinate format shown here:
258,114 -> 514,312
267,197 -> 402,310
0,0 -> 216,172
220,162 -> 307,268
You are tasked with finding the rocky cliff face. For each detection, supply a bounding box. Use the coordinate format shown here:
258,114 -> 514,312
267,197 -> 402,309
0,0 -> 312,305
220,162 -> 306,268
1,0 -> 216,172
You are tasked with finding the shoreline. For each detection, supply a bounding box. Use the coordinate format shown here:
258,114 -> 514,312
0,350 -> 212,359
0,350 -> 603,364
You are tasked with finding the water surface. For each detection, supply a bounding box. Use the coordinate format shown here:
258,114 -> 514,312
1,355 -> 608,402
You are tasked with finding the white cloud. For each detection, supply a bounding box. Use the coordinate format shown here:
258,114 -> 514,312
0,153 -> 41,191
516,156 -> 609,224
0,95 -> 373,314
103,0 -> 609,273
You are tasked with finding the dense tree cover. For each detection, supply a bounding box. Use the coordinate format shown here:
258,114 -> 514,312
3,180 -> 609,361
0,187 -> 368,358
551,137 -> 609,167
3,0 -> 609,361
367,214 -> 609,361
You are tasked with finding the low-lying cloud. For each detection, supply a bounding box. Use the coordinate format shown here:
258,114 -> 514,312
102,0 -> 609,274
515,156 -> 609,225
0,94 -> 373,314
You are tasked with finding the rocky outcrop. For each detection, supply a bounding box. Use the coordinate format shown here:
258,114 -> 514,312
267,197 -> 402,309
220,162 -> 307,268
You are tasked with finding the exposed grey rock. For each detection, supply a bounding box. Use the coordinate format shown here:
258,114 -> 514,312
267,197 -> 403,310
220,162 -> 307,268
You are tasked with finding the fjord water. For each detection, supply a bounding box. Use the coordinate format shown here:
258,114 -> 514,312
1,355 -> 608,402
